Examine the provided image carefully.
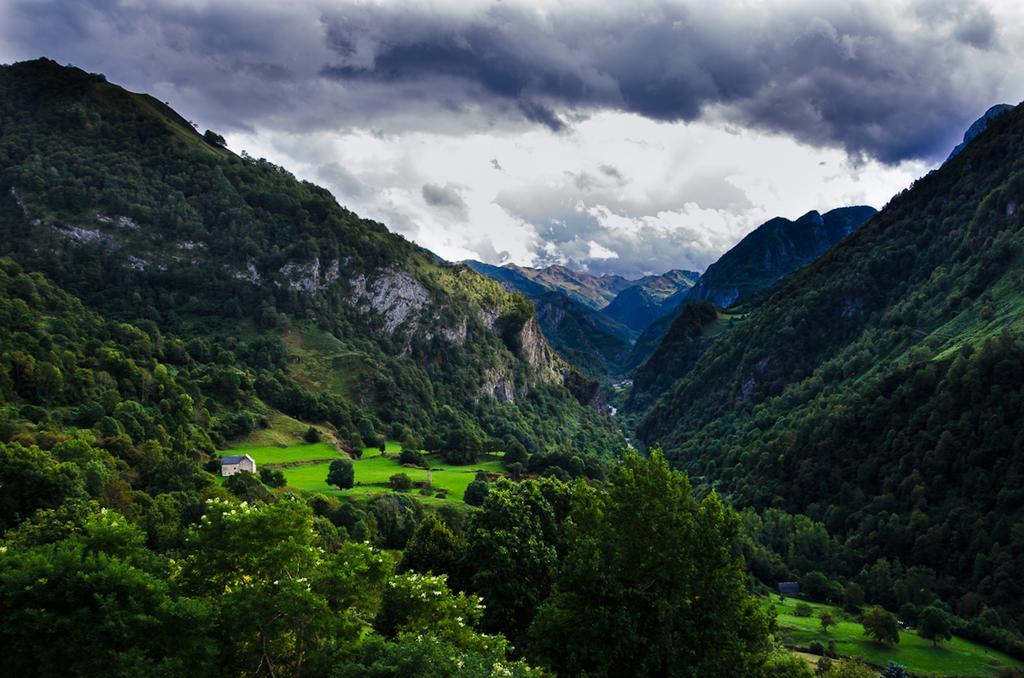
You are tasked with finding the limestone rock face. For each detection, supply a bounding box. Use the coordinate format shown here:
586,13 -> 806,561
347,269 -> 431,335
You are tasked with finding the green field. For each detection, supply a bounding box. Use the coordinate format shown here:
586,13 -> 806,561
230,442 -> 342,465
279,442 -> 504,506
773,598 -> 1023,677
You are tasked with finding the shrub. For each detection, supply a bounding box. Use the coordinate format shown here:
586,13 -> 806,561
463,479 -> 489,506
389,473 -> 413,491
259,467 -> 287,488
399,449 -> 427,468
303,426 -> 321,443
862,607 -> 900,645
794,602 -> 814,617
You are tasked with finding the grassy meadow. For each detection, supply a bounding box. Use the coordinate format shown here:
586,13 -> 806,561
223,438 -> 505,507
773,597 -> 1023,677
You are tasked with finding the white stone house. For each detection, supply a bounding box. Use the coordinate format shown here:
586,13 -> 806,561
220,454 -> 256,477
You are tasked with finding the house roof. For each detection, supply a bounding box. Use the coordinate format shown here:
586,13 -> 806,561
220,454 -> 254,465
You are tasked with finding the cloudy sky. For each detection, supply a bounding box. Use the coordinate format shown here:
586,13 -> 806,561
4,0 -> 1024,277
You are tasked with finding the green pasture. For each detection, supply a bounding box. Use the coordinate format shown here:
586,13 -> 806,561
278,441 -> 504,506
773,597 -> 1023,677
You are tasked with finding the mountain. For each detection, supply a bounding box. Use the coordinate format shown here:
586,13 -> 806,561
945,104 -> 1015,163
463,260 -> 549,298
497,263 -> 634,310
531,291 -> 635,380
0,58 -> 626,458
625,301 -> 728,414
685,206 -> 877,308
601,269 -> 699,332
467,260 -> 637,379
636,98 -> 1024,630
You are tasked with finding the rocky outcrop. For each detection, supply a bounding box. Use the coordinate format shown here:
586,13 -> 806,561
347,269 -> 431,335
480,370 -> 517,402
280,258 -> 341,294
518,315 -> 561,384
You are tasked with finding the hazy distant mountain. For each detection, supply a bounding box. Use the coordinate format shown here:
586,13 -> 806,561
685,206 -> 877,308
602,269 -> 699,332
503,263 -> 635,310
467,260 -> 701,376
945,104 -> 1015,163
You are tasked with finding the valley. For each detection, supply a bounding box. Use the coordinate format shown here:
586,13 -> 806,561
0,51 -> 1022,678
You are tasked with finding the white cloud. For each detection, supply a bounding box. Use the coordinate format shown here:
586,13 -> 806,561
228,110 -> 927,277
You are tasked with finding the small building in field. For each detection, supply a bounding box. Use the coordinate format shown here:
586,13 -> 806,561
778,582 -> 800,596
220,454 -> 256,477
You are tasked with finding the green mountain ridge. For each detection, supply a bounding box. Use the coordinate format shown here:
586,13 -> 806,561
635,96 -> 1024,631
0,57 -> 625,457
684,206 -> 878,309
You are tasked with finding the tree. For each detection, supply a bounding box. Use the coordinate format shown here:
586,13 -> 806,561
819,612 -> 837,633
443,427 -> 483,465
843,582 -> 865,611
224,471 -> 273,503
203,129 -> 226,147
882,661 -> 909,678
389,473 -> 413,491
399,449 -> 427,468
180,499 -> 341,675
327,458 -> 355,490
460,478 -> 579,648
917,606 -> 953,647
0,508 -> 216,675
463,479 -> 489,506
259,467 -> 287,488
862,606 -> 900,645
528,451 -> 775,676
0,443 -> 84,530
398,513 -> 461,575
303,426 -> 321,443
763,649 -> 815,677
803,571 -> 832,601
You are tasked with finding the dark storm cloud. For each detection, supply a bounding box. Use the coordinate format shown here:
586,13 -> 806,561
2,0 -> 1019,163
422,183 -> 469,220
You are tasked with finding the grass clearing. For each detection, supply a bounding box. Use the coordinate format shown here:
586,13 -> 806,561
279,441 -> 505,507
773,597 -> 1023,677
232,442 -> 342,465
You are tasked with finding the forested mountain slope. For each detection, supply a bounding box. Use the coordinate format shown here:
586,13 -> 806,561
639,99 -> 1024,630
0,58 -> 625,457
685,206 -> 876,308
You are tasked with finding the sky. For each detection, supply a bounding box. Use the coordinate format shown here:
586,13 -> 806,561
3,0 -> 1024,278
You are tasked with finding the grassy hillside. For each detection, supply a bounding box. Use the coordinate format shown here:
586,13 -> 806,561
773,597 -> 1022,677
637,101 -> 1024,635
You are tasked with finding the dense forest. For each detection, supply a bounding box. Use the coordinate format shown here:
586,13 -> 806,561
634,100 -> 1024,655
